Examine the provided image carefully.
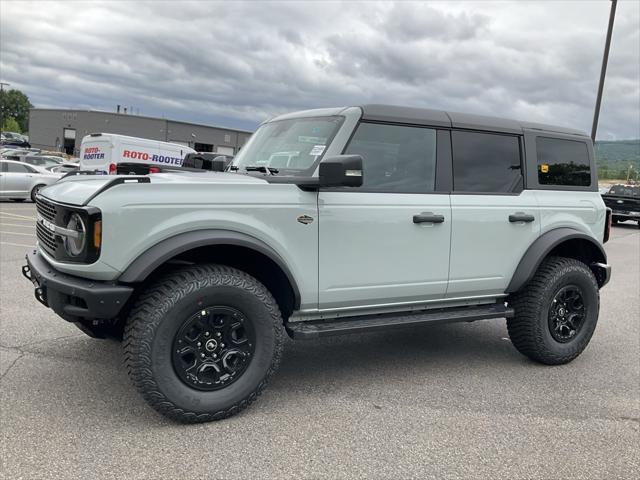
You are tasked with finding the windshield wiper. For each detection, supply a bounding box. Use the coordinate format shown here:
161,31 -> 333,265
244,165 -> 279,175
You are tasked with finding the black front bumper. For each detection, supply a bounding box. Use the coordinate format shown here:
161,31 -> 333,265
22,249 -> 133,322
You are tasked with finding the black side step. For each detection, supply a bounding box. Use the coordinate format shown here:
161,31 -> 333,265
287,303 -> 514,339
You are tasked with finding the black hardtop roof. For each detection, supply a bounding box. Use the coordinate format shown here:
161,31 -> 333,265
360,104 -> 588,138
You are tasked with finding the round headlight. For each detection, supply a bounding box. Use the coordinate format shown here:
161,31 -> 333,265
64,213 -> 86,257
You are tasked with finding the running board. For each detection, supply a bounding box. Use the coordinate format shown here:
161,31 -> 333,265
287,303 -> 514,339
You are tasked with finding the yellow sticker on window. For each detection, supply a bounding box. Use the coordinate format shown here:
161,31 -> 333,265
540,164 -> 549,173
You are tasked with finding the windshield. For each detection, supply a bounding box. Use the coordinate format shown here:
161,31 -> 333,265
231,116 -> 344,176
608,185 -> 639,196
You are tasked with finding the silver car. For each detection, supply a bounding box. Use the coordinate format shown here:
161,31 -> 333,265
0,159 -> 62,202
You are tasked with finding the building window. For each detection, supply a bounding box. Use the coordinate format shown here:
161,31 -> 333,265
224,134 -> 231,143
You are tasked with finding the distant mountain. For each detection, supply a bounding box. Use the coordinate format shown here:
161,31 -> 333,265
594,139 -> 640,180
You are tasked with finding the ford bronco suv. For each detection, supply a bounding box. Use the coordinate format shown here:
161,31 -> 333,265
23,105 -> 612,423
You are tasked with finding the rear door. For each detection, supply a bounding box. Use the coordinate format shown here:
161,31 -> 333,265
447,130 -> 540,298
80,138 -> 112,173
318,123 -> 452,310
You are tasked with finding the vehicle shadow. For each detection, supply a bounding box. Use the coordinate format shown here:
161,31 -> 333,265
18,318 -> 528,426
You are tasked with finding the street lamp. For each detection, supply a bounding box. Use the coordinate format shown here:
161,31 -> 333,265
591,0 -> 618,142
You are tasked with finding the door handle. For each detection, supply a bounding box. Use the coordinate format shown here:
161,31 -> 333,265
413,212 -> 445,224
509,213 -> 535,223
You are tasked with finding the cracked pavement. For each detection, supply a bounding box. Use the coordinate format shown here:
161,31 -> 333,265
1,201 -> 638,479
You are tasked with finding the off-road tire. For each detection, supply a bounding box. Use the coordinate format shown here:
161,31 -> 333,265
507,256 -> 599,365
123,264 -> 285,423
30,184 -> 45,202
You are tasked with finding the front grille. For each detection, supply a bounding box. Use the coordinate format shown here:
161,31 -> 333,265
36,197 -> 57,222
35,197 -> 59,256
36,222 -> 57,253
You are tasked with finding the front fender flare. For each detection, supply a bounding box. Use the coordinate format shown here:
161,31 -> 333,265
506,228 -> 607,293
118,229 -> 301,309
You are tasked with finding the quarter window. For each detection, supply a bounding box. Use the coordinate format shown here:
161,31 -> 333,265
452,131 -> 522,193
536,137 -> 591,187
344,123 -> 437,193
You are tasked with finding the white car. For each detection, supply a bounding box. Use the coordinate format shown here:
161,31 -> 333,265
0,159 -> 62,202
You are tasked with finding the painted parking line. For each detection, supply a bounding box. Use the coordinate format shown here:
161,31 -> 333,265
0,223 -> 35,228
0,231 -> 36,237
0,212 -> 37,220
0,241 -> 33,248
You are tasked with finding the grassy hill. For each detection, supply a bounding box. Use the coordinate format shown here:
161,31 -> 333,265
595,139 -> 640,180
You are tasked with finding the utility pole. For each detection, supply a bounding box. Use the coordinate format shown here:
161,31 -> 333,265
0,81 -> 10,138
591,0 -> 617,142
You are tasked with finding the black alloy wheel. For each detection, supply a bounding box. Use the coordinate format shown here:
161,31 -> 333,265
547,285 -> 585,343
172,306 -> 255,391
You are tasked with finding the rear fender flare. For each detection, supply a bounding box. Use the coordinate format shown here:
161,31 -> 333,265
506,228 -> 606,293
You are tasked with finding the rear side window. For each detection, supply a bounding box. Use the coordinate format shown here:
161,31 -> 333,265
536,137 -> 591,187
344,122 -> 437,193
452,131 -> 522,193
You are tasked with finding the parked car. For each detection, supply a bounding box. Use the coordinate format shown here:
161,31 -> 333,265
22,104 -> 611,423
602,183 -> 640,228
46,162 -> 80,174
0,159 -> 61,202
1,132 -> 31,148
20,155 -> 63,168
181,152 -> 233,171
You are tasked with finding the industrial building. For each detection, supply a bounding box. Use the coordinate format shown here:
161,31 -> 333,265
28,108 -> 254,156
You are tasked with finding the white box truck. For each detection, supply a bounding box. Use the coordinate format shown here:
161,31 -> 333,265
79,133 -> 196,175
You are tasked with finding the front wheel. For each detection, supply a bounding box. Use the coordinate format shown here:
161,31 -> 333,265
123,264 -> 284,422
30,184 -> 45,202
507,257 -> 599,365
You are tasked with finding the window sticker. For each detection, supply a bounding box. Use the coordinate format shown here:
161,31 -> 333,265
540,164 -> 549,173
309,145 -> 326,156
298,136 -> 327,144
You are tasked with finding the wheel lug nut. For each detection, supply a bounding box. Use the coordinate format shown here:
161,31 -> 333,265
205,332 -> 210,336
213,354 -> 217,359
197,342 -> 201,347
221,343 -> 225,348
200,353 -> 205,358
217,333 -> 221,337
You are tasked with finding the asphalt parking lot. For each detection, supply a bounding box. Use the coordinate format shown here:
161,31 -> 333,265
1,200 -> 638,480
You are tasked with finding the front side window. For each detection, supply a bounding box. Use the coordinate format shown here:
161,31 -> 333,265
231,116 -> 344,176
5,162 -> 31,173
452,131 -> 522,193
343,122 -> 437,193
536,137 -> 591,187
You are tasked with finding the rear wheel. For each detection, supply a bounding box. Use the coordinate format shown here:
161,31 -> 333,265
123,264 -> 284,422
30,184 -> 45,202
507,256 -> 599,365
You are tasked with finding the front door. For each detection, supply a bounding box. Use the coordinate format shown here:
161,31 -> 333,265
2,162 -> 34,196
318,122 -> 451,310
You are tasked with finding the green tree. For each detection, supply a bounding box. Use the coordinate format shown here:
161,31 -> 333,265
0,88 -> 33,133
2,116 -> 21,133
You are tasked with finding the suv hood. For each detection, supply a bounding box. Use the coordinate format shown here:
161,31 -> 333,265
40,172 -> 269,206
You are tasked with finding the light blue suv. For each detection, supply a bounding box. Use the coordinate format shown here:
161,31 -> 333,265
23,105 -> 612,422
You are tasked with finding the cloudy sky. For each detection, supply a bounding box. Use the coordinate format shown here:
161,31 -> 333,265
1,1 -> 639,139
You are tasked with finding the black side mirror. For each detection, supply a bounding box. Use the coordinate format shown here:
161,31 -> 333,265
212,156 -> 231,172
318,155 -> 363,188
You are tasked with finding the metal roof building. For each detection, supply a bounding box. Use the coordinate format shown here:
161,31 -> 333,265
28,108 -> 254,156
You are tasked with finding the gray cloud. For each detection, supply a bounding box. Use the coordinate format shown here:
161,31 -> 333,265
1,0 -> 638,139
